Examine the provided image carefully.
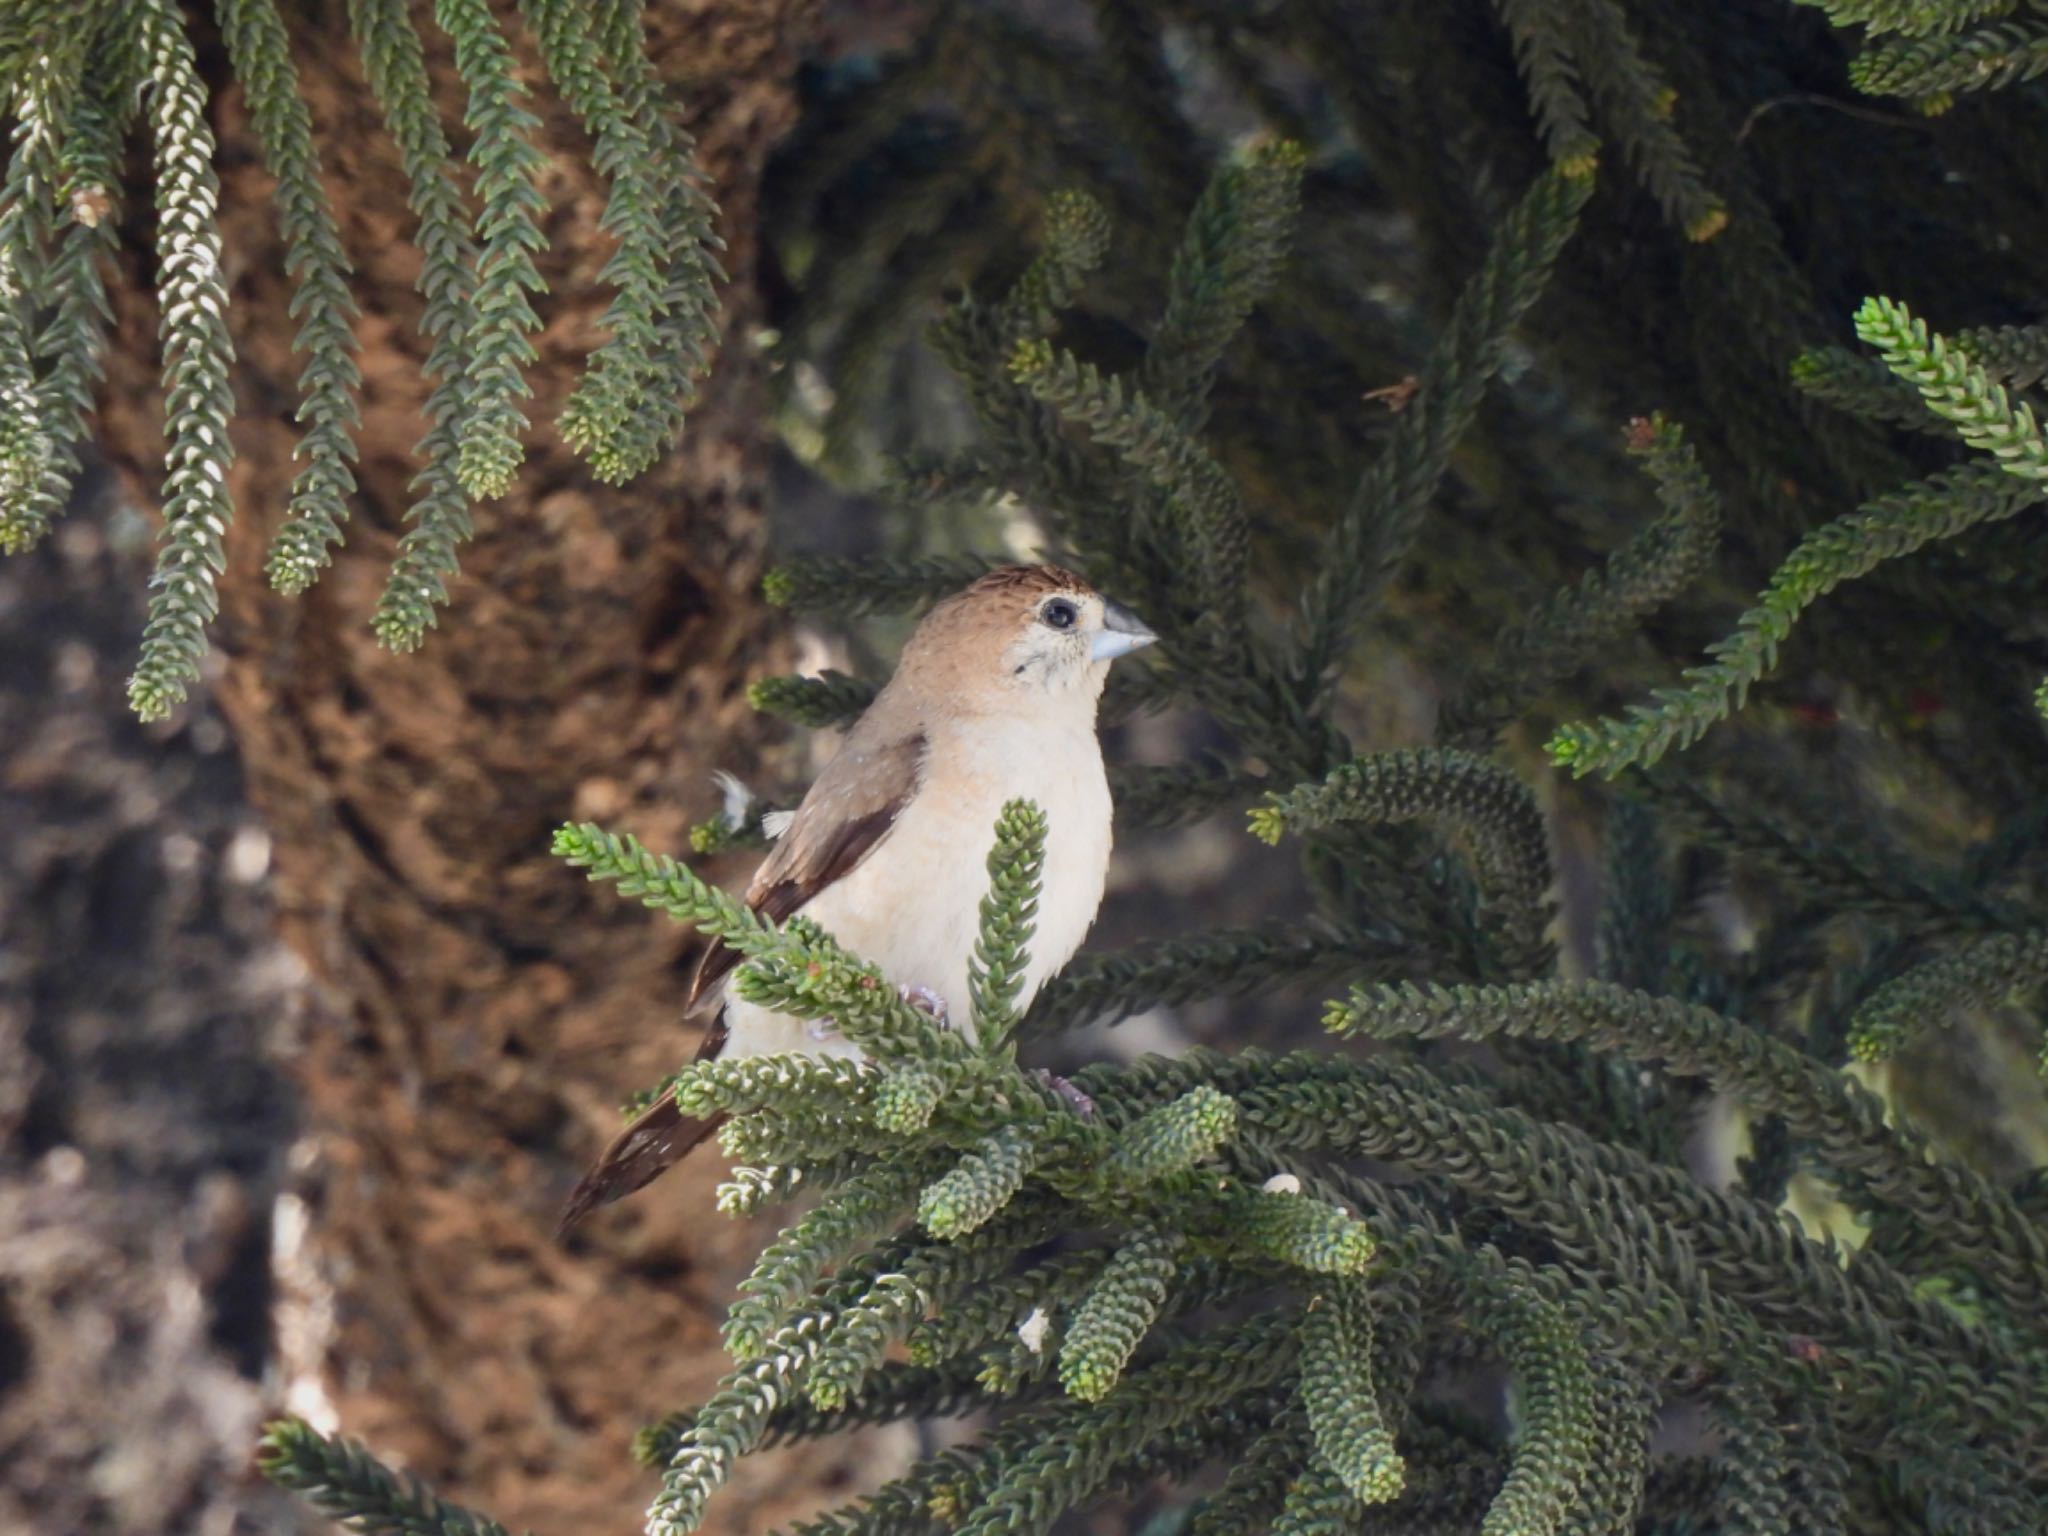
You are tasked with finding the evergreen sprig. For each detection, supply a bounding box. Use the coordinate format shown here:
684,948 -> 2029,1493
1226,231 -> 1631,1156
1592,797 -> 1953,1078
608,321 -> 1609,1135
1443,413 -> 1723,746
0,245 -> 46,531
1851,19 -> 2048,100
1793,0 -> 2018,37
219,0 -> 365,594
589,0 -> 725,477
257,1418 -> 512,1536
746,670 -> 878,728
1137,139 -> 1307,430
1328,977 -> 2048,1316
1548,458 -> 2046,776
351,0 -> 482,653
1490,0 -> 1600,174
1291,167 -> 1595,704
967,798 -> 1048,1047
1252,748 -> 1555,978
438,0 -> 548,500
1558,0 -> 1727,241
1106,1086 -> 1238,1184
1300,1286 -> 1405,1505
519,0 -> 683,483
1849,928 -> 2048,1067
1,37 -> 127,556
1854,294 -> 2048,478
1057,1224 -> 1181,1400
1011,337 -> 1251,620
128,0 -> 239,721
1466,1271 -> 1599,1536
763,552 -> 997,617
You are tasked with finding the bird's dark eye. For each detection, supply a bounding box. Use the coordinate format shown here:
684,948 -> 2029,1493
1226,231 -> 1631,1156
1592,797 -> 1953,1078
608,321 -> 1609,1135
1041,598 -> 1079,631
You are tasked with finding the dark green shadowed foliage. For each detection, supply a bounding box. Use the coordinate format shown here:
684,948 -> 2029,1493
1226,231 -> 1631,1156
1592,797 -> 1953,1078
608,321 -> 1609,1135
211,0 -> 2048,1532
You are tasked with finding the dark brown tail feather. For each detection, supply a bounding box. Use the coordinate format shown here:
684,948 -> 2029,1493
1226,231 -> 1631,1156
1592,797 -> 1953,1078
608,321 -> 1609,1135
557,1094 -> 727,1238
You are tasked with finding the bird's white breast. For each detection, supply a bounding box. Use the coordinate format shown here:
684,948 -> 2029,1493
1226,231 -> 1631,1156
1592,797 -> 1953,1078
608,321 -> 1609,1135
721,714 -> 1113,1060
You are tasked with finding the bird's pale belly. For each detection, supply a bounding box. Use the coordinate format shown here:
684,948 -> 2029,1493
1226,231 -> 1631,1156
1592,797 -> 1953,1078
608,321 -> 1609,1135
722,749 -> 1112,1061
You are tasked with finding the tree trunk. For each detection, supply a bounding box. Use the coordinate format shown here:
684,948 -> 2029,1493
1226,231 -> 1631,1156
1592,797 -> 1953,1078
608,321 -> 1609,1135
88,3 -> 901,1529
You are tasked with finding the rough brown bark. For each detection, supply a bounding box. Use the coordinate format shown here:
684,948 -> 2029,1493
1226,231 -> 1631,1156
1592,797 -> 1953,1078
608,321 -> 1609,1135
88,3 -> 907,1530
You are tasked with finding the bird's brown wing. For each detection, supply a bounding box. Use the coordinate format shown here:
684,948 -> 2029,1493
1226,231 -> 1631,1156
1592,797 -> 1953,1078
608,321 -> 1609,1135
557,728 -> 926,1236
682,727 -> 928,1018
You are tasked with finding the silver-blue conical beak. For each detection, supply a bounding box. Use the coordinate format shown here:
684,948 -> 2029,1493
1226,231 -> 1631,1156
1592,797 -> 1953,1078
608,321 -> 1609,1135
1090,599 -> 1159,662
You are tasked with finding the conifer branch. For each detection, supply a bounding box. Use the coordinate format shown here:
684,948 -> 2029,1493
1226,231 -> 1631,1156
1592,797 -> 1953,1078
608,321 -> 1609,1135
1111,760 -> 1267,830
1791,345 -> 1942,431
945,1314 -> 1298,1536
967,799 -> 1048,1048
1489,1 -> 1600,174
1025,927 -> 1387,1033
1955,319 -> 2048,387
1549,459 -> 2047,776
519,0 -> 675,483
1327,977 -> 2048,1316
1300,1286 -> 1405,1505
1186,1406 -> 1310,1536
1252,749 -> 1555,978
746,670 -> 878,728
257,1418 -> 511,1536
1854,294 -> 2048,477
992,189 -> 1113,345
1851,19 -> 2048,100
1105,1087 -> 1238,1185
919,1125 -> 1040,1239
1793,0 -> 2017,37
0,246 -> 46,538
1465,1271 -> 1598,1536
2,36 -> 128,556
762,552 -> 997,617
1010,338 -> 1250,619
1137,140 -> 1307,430
1291,167 -> 1594,703
1558,0 -> 1727,240
128,0 -> 238,720
590,0 -> 725,475
552,821 -> 774,954
1849,927 -> 2048,1067
1057,1225 -> 1180,1400
436,0 -> 548,500
219,0 -> 365,594
1443,414 -> 1722,746
350,0 -> 482,652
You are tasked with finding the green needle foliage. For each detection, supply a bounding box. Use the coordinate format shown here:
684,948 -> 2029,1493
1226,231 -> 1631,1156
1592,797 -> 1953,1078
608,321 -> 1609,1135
1299,1286 -> 1405,1506
1849,928 -> 2048,1068
217,0 -> 363,596
128,0 -> 238,722
1551,297 -> 2048,777
1,0 -> 722,703
437,0 -> 547,502
252,5 -> 2048,1532
256,1418 -> 512,1536
1058,1225 -> 1181,1401
967,798 -> 1049,1048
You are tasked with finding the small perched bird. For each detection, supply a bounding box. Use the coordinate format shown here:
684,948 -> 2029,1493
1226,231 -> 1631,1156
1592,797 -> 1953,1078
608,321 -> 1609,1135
559,564 -> 1157,1232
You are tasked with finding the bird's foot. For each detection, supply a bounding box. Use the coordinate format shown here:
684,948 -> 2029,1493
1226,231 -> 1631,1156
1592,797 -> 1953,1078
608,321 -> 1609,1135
897,983 -> 951,1027
1033,1068 -> 1097,1120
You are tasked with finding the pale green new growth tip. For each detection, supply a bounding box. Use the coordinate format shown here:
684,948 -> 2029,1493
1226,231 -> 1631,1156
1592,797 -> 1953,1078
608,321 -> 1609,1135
1853,295 -> 2048,479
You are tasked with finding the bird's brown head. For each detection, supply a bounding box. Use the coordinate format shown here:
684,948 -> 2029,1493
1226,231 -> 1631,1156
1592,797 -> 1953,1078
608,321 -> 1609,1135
896,564 -> 1157,717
